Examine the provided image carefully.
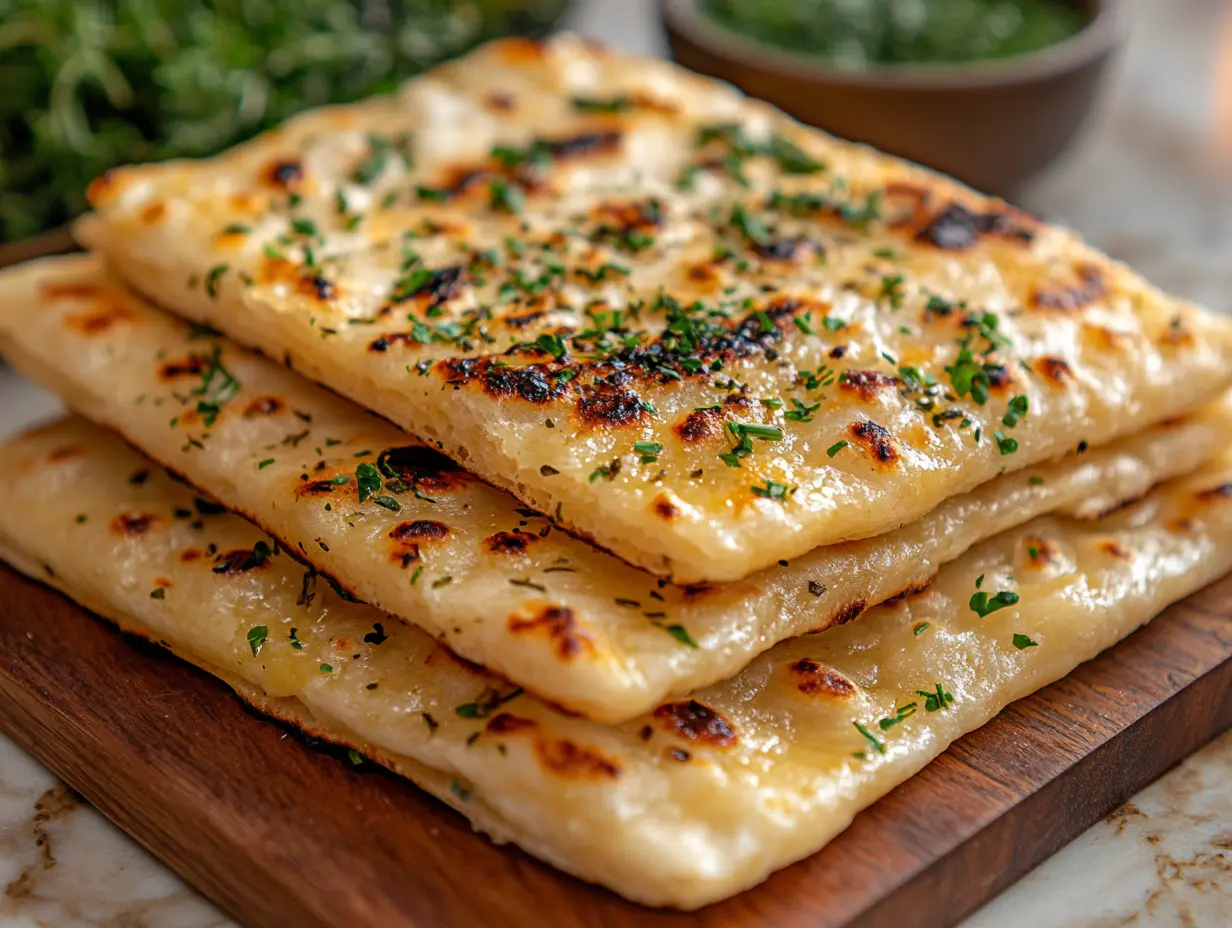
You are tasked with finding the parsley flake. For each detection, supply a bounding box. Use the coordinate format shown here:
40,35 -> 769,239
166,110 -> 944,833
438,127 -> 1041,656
917,683 -> 954,712
355,462 -> 382,503
751,479 -> 791,501
853,721 -> 885,756
663,624 -> 700,649
878,702 -> 918,731
970,589 -> 1020,618
247,625 -> 269,656
634,440 -> 662,463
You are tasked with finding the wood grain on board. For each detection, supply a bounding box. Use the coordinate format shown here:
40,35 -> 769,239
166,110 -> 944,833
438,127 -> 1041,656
0,563 -> 1228,927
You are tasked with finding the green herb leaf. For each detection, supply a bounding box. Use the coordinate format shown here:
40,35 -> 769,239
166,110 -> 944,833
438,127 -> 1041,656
853,721 -> 885,755
751,479 -> 791,500
634,440 -> 662,463
1012,633 -> 1039,650
970,589 -> 1021,618
534,332 -> 567,360
247,625 -> 269,656
455,686 -> 523,719
916,683 -> 954,712
994,430 -> 1019,455
489,178 -> 525,214
204,264 -> 229,300
355,462 -> 382,503
663,624 -> 700,648
1002,394 -> 1029,428
571,95 -> 630,112
783,398 -> 821,423
878,702 -> 918,731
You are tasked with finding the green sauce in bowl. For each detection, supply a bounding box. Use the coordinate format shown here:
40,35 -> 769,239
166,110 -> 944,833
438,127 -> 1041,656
700,0 -> 1088,68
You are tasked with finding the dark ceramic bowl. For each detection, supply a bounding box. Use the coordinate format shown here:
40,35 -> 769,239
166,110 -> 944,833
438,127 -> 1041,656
662,0 -> 1126,198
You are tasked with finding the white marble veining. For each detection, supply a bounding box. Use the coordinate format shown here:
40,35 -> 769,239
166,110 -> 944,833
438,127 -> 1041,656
0,0 -> 1229,924
0,741 -> 230,927
970,729 -> 1232,928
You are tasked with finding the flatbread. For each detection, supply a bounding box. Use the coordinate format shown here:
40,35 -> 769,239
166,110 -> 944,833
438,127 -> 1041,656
74,34 -> 1232,583
3,415 -> 1232,908
3,254 -> 1226,722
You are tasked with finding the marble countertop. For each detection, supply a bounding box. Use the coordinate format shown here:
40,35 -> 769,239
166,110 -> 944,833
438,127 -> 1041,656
1,0 -> 1229,924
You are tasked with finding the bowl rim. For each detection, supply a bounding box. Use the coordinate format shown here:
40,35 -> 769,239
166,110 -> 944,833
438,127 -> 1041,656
661,0 -> 1127,90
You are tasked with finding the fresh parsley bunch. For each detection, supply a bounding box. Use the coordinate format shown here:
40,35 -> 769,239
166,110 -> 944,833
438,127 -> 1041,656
0,0 -> 564,241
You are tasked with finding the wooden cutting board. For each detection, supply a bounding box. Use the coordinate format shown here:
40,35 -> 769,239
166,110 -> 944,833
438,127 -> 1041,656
0,562 -> 1229,928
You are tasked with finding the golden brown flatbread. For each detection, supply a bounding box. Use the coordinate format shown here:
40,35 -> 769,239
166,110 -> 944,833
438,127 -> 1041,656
3,416 -> 1231,908
75,35 -> 1232,582
1,254 -> 1225,721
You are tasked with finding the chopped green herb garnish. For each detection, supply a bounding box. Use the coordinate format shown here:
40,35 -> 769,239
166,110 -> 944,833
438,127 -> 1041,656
664,624 -> 700,649
571,94 -> 630,112
204,263 -> 229,300
290,217 -> 318,238
732,423 -> 783,440
826,440 -> 848,457
187,347 -> 240,427
534,332 -> 567,360
1002,394 -> 1029,428
878,273 -> 905,309
946,345 -> 993,405
783,398 -> 821,422
994,430 -> 1018,455
489,178 -> 525,214
1012,633 -> 1039,650
355,462 -> 382,503
352,136 -> 390,184
970,589 -> 1020,618
589,460 -> 620,482
878,702 -> 918,731
455,686 -> 523,719
247,625 -> 269,656
853,721 -> 885,755
917,683 -> 954,712
767,133 -> 824,174
634,440 -> 662,463
751,479 -> 791,500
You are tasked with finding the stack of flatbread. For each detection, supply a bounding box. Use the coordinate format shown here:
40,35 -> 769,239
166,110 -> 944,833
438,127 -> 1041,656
2,34 -> 1232,910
